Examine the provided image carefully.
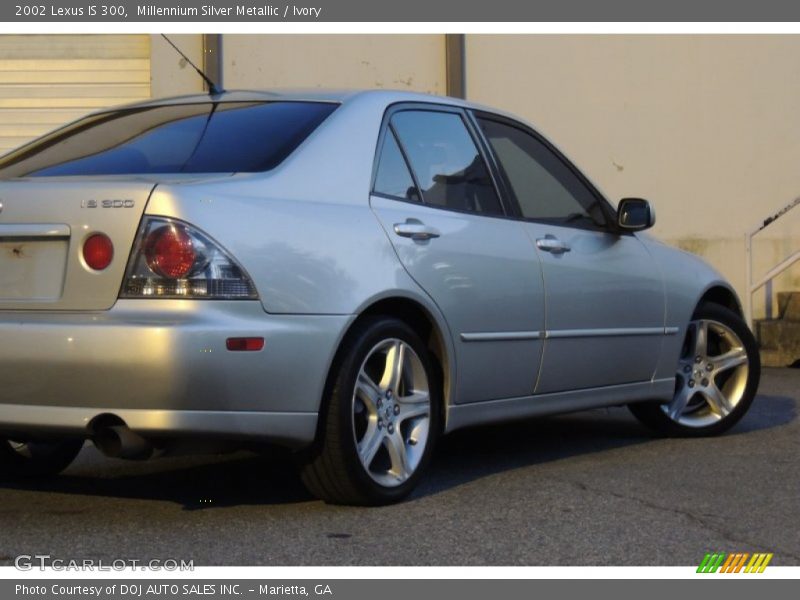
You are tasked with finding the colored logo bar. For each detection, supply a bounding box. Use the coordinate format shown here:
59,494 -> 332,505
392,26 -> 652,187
697,552 -> 773,573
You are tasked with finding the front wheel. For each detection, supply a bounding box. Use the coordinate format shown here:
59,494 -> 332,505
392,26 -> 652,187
629,303 -> 760,437
299,317 -> 441,505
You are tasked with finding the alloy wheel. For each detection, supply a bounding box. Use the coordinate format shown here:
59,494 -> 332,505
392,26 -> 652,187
664,319 -> 750,427
352,338 -> 431,487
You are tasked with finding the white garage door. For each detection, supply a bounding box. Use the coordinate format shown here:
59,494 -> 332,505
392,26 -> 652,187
0,34 -> 151,156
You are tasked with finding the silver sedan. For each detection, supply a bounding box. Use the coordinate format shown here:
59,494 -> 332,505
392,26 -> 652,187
0,90 -> 760,504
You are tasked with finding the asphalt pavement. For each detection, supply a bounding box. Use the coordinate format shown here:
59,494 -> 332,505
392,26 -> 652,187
0,368 -> 797,566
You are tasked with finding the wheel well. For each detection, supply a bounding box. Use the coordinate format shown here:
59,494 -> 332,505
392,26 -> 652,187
698,286 -> 743,317
332,298 -> 451,427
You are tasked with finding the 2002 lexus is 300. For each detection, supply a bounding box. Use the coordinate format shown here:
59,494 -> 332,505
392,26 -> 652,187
0,90 -> 760,504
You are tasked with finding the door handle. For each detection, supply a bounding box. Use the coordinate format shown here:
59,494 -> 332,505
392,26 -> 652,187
536,235 -> 571,254
393,220 -> 441,241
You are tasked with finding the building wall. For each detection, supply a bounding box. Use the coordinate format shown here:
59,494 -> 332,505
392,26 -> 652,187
0,34 -> 151,154
149,34 -> 204,98
221,34 -> 446,94
465,35 -> 800,315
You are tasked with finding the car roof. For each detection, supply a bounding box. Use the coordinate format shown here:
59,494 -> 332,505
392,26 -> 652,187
111,88 -> 506,116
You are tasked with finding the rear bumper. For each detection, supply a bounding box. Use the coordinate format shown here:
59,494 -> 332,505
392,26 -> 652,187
0,300 -> 352,447
0,405 -> 317,449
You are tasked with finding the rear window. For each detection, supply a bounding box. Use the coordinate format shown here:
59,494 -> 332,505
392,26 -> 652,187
0,101 -> 338,178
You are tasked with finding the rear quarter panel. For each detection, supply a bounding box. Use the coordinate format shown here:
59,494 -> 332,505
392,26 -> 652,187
144,94 -> 414,316
143,94 -> 458,407
147,185 -> 424,316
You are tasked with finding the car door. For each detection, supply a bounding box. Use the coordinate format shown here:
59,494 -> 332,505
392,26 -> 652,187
369,105 -> 546,404
474,113 -> 665,394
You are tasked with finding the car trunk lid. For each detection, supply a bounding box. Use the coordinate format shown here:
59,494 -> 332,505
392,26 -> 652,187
0,178 -> 156,311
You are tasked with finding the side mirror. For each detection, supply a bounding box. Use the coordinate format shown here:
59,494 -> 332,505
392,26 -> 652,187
617,198 -> 655,231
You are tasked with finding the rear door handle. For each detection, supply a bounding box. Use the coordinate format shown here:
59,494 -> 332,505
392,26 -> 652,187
536,235 -> 571,254
393,220 -> 441,242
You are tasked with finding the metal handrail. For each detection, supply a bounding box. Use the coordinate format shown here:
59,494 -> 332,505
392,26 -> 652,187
745,196 -> 800,328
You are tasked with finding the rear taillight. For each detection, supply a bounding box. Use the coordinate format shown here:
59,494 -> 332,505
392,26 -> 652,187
83,233 -> 114,271
144,224 -> 196,278
120,217 -> 257,299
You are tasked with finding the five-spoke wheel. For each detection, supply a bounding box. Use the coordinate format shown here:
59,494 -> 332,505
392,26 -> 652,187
630,302 -> 760,436
299,317 -> 440,505
666,319 -> 750,426
353,339 -> 431,487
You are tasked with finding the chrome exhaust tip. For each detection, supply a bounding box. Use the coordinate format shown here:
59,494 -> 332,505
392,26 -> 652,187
93,424 -> 152,460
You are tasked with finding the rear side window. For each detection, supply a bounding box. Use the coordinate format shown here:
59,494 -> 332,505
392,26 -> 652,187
0,101 -> 337,178
373,129 -> 420,202
390,110 -> 503,216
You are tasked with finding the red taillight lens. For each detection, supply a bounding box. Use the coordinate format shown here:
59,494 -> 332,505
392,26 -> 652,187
83,233 -> 114,270
121,216 -> 258,300
144,225 -> 196,278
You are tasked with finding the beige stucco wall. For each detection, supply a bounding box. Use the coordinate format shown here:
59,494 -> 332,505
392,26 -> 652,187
221,34 -> 445,94
466,35 -> 800,316
149,34 -> 204,98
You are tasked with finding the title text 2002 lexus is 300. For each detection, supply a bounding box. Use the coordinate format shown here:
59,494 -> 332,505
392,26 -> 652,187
0,90 -> 760,505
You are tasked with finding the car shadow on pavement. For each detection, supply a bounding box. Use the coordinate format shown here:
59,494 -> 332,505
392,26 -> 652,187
0,394 -> 795,510
0,448 -> 312,510
420,394 -> 796,498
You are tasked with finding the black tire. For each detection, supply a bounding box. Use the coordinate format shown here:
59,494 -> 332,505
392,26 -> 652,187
629,302 -> 760,437
299,316 -> 441,505
0,438 -> 84,480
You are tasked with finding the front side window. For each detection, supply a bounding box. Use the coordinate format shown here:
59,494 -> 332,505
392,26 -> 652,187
477,117 -> 607,228
390,110 -> 503,216
0,101 -> 338,178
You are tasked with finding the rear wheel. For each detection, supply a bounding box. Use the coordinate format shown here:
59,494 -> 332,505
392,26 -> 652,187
629,303 -> 760,436
0,438 -> 84,479
299,317 -> 440,505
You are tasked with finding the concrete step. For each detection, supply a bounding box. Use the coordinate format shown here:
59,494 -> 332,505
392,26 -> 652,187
777,291 -> 800,321
756,319 -> 800,367
759,347 -> 799,368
